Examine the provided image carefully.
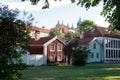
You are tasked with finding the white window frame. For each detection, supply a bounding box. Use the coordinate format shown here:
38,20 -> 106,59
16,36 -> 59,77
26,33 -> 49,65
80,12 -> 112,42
50,44 -> 55,52
49,54 -> 55,62
57,54 -> 62,61
57,44 -> 62,51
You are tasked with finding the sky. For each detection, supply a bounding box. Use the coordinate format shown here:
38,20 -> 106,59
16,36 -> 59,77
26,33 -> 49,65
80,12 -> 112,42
1,0 -> 109,29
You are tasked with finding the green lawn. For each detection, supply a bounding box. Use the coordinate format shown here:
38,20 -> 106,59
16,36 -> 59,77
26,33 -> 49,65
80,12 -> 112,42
22,64 -> 120,80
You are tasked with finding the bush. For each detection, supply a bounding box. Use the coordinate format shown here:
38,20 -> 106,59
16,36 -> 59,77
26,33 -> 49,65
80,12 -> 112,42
73,52 -> 88,66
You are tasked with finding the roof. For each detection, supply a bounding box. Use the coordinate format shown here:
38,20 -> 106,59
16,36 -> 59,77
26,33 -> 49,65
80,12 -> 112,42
29,36 -> 54,45
26,25 -> 50,33
69,26 -> 120,45
84,26 -> 120,38
70,37 -> 94,45
74,28 -> 80,32
29,36 -> 65,46
33,27 -> 50,33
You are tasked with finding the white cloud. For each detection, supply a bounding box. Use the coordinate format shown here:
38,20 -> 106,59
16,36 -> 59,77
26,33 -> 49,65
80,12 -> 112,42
2,1 -> 43,11
2,0 -> 71,11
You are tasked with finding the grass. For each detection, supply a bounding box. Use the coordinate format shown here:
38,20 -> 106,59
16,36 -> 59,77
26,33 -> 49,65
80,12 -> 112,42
21,64 -> 120,80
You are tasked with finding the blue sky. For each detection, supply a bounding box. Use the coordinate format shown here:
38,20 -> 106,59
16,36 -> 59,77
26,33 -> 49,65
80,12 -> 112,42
1,0 -> 109,29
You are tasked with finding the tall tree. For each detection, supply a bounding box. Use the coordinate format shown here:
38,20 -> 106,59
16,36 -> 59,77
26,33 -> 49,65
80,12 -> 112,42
65,31 -> 75,42
49,28 -> 60,37
22,0 -> 120,30
80,20 -> 95,33
0,4 -> 32,80
49,28 -> 65,41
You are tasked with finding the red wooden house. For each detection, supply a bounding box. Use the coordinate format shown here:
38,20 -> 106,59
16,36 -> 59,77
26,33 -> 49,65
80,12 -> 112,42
22,36 -> 65,65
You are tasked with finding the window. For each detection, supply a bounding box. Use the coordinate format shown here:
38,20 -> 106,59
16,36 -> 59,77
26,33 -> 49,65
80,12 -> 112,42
50,44 -> 55,51
49,54 -> 55,62
57,44 -> 62,51
93,43 -> 96,49
91,28 -> 95,32
91,53 -> 94,58
62,28 -> 64,33
96,53 -> 99,58
57,54 -> 62,61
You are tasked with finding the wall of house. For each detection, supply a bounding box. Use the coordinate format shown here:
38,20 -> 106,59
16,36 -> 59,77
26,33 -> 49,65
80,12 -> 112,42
22,53 -> 44,66
40,32 -> 49,37
87,40 -> 101,63
30,30 -> 49,38
46,39 -> 65,64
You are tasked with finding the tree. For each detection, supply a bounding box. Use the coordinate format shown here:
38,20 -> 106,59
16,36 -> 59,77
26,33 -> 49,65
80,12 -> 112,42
77,0 -> 120,31
64,42 -> 89,66
49,27 -> 60,37
65,31 -> 75,42
0,4 -> 32,80
22,0 -> 120,30
49,27 -> 65,41
80,20 -> 95,33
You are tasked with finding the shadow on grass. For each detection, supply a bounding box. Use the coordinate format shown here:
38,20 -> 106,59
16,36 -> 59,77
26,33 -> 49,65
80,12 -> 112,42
22,64 -> 120,80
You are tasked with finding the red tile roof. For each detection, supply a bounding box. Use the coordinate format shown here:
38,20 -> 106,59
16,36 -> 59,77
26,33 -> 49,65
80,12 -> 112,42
26,25 -> 50,33
29,36 -> 54,45
69,26 -> 120,45
70,37 -> 94,45
84,26 -> 120,38
33,27 -> 50,33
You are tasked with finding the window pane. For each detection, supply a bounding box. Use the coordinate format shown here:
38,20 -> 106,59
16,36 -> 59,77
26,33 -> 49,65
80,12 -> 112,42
57,54 -> 62,61
50,54 -> 55,61
57,44 -> 62,51
50,44 -> 55,51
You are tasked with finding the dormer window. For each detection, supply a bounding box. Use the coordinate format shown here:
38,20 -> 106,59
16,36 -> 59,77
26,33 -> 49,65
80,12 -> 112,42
91,28 -> 95,32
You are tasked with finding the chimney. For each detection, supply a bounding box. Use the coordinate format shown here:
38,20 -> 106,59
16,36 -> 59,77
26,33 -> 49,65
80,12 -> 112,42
80,31 -> 84,39
42,26 -> 45,28
35,31 -> 40,40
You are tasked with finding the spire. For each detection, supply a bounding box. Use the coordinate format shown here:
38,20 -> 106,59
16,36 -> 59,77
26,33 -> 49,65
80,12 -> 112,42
77,17 -> 82,28
56,20 -> 60,27
71,24 -> 74,29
